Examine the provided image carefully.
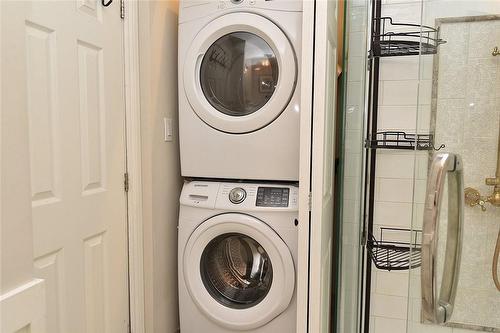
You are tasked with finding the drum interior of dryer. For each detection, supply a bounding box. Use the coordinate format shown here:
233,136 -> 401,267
200,232 -> 273,309
200,32 -> 279,117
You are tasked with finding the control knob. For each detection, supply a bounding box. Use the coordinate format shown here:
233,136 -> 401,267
229,187 -> 247,204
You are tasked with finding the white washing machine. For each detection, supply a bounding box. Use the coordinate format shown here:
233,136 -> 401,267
178,0 -> 302,181
178,180 -> 298,332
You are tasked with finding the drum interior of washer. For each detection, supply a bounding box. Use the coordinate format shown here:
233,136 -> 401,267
200,233 -> 273,309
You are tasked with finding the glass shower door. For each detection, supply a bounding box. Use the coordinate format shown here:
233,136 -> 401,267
335,0 -> 369,332
352,1 -> 499,332
408,1 -> 500,332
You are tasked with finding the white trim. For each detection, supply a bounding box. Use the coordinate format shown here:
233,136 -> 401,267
0,279 -> 46,333
123,1 -> 145,333
296,1 -> 315,333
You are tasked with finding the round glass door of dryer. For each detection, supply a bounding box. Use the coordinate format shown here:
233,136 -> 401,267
183,12 -> 297,134
200,32 -> 279,117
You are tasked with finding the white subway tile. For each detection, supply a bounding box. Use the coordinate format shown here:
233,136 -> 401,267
376,153 -> 415,178
347,81 -> 363,106
346,104 -> 364,130
380,57 -> 420,81
376,178 -> 414,203
413,179 -> 427,204
345,129 -> 363,154
416,104 -> 431,132
375,270 -> 409,296
343,176 -> 360,201
418,80 -> 432,105
374,202 -> 413,227
347,56 -> 366,83
344,153 -> 362,177
373,317 -> 407,333
378,105 -> 417,130
349,31 -> 366,58
372,294 -> 408,319
380,3 -> 422,24
380,81 -> 419,106
348,5 -> 368,33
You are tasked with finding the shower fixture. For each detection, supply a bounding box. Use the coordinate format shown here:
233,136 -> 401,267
493,46 -> 499,56
464,130 -> 500,210
463,117 -> 500,292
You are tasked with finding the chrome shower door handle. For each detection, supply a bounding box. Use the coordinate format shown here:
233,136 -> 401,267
421,153 -> 464,324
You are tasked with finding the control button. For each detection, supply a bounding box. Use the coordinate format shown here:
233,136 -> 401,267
249,0 -> 256,4
229,187 -> 247,204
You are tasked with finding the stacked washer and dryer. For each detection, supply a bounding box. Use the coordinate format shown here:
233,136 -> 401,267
177,1 -> 302,332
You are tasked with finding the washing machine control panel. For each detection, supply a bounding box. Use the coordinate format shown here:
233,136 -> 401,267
256,187 -> 290,207
181,182 -> 299,210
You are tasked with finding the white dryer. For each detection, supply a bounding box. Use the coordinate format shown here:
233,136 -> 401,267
178,0 -> 302,181
178,180 -> 298,332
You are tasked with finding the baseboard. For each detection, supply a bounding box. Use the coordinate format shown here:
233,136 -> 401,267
0,279 -> 45,333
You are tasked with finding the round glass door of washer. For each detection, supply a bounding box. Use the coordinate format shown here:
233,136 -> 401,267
183,12 -> 297,134
200,233 -> 273,309
182,213 -> 295,330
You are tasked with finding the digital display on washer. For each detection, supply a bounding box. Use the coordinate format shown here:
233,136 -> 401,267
256,187 -> 289,207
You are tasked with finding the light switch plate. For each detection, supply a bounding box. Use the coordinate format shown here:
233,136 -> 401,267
164,117 -> 173,142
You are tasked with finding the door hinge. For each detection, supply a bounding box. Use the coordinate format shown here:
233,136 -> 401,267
120,0 -> 125,19
308,192 -> 312,211
361,229 -> 367,247
361,213 -> 369,246
124,172 -> 129,192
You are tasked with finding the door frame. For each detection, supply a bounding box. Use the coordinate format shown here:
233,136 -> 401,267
297,0 -> 339,332
296,0 -> 315,332
123,1 -> 145,333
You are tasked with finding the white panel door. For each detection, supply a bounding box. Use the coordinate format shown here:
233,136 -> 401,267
308,0 -> 338,332
1,1 -> 129,333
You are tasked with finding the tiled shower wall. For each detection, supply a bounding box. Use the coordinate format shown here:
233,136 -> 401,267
365,1 -> 500,333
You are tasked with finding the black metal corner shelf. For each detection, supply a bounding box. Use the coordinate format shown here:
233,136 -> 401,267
362,2 -> 447,331
371,17 -> 446,57
367,227 -> 422,271
365,131 -> 445,151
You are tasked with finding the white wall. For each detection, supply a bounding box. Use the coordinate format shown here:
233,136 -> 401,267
138,1 -> 183,333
